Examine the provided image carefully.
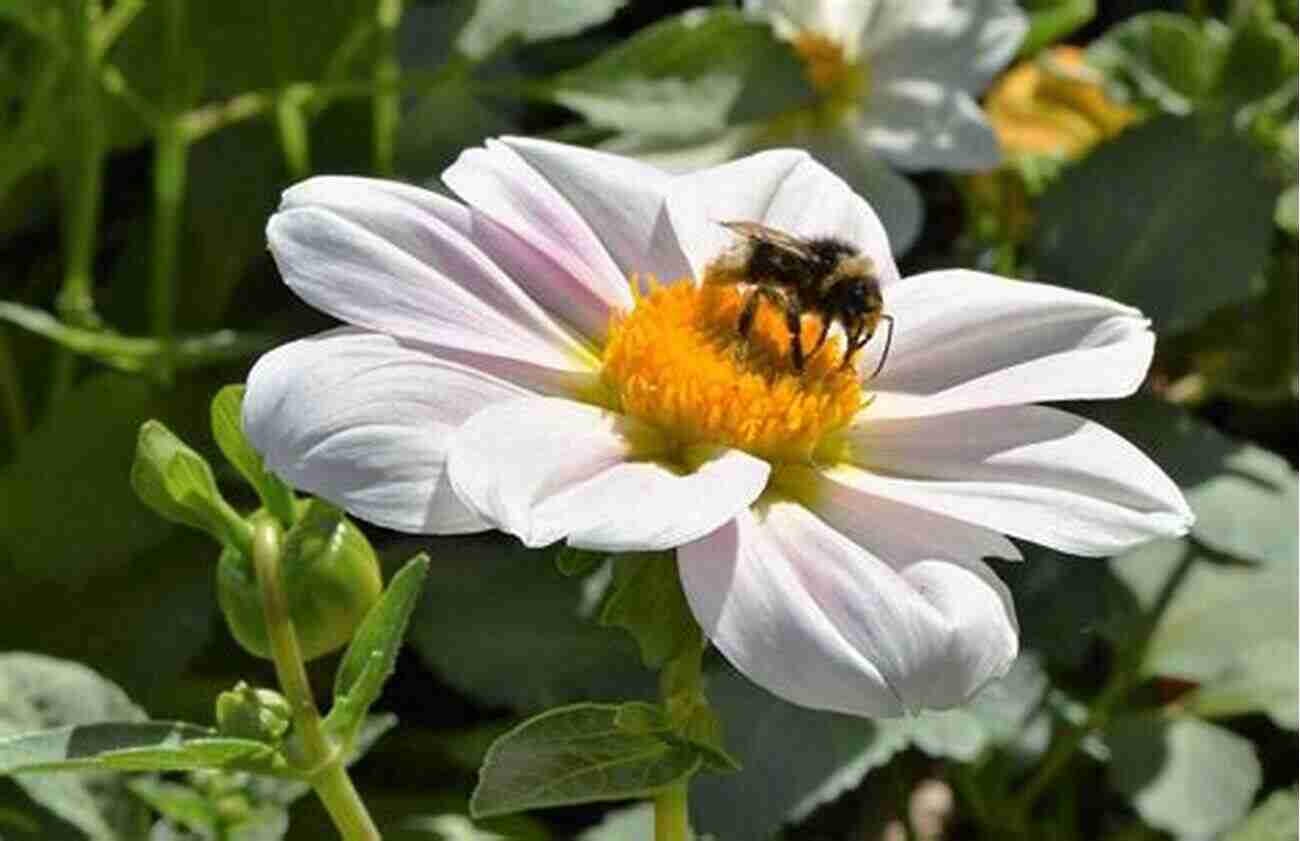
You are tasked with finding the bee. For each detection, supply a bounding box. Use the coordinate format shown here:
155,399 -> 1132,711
707,221 -> 894,377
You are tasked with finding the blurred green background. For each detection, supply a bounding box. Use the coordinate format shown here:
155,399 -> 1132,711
0,1 -> 1295,839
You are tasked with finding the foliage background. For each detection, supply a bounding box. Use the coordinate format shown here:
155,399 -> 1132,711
0,1 -> 1295,839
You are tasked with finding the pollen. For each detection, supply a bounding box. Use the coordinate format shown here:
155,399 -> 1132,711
601,279 -> 864,464
791,32 -> 865,103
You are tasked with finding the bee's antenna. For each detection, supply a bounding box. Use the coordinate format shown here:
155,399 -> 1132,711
867,314 -> 895,381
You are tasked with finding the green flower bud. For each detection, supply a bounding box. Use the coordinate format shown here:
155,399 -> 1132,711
215,681 -> 292,743
217,502 -> 383,661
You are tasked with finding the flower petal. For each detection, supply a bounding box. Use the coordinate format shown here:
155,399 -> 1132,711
836,404 -> 1194,556
746,0 -> 874,56
861,81 -> 1001,172
243,328 -> 531,534
679,500 -> 1019,717
869,0 -> 1027,95
445,397 -> 770,551
667,150 -> 900,287
500,137 -> 693,283
868,269 -> 1155,414
267,189 -> 598,394
443,140 -> 634,342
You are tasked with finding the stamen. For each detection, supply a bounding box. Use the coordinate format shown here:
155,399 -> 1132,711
602,280 -> 864,463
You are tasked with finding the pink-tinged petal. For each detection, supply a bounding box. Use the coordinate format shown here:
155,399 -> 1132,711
266,198 -> 598,390
836,404 -> 1194,556
243,328 -> 531,534
667,150 -> 900,289
868,270 -> 1155,415
446,398 -> 770,551
282,175 -> 474,240
500,137 -> 693,283
443,140 -> 634,343
679,500 -> 1019,717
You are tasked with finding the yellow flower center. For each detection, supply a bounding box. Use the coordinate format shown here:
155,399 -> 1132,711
792,31 -> 867,108
601,278 -> 864,464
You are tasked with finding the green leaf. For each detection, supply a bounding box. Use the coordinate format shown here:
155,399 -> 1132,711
549,8 -> 813,138
1210,3 -> 1298,116
326,555 -> 430,744
1032,115 -> 1278,334
1182,639 -> 1298,729
1019,0 -> 1095,57
131,420 -> 253,553
1105,715 -> 1261,841
210,386 -> 296,529
469,703 -> 702,818
456,0 -> 626,60
1088,13 -> 1227,115
0,653 -> 151,840
1277,184 -> 1297,234
599,552 -> 697,669
1223,788 -> 1298,841
407,533 -> 652,711
0,723 -> 283,776
127,779 -> 215,836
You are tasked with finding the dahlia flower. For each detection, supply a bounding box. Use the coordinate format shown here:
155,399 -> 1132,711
244,138 -> 1191,717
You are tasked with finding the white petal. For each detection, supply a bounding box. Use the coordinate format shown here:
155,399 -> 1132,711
679,500 -> 1019,717
266,197 -> 598,394
443,140 -> 634,343
861,81 -> 1001,172
667,150 -> 900,287
500,137 -> 693,283
869,0 -> 1027,95
836,404 -> 1194,556
868,269 -> 1155,415
445,397 -> 770,551
747,0 -> 874,56
243,328 -> 531,534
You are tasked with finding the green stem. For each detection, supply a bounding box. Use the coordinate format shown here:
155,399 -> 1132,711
149,0 -> 188,383
275,87 -> 313,180
372,0 -> 402,176
654,783 -> 690,841
1009,545 -> 1200,819
250,523 -> 380,841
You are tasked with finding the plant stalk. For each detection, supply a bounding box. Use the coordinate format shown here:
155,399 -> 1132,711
251,522 -> 380,841
372,0 -> 402,175
654,783 -> 691,841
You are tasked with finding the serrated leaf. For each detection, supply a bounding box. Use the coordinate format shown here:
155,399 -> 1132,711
326,555 -> 429,744
457,0 -> 625,59
549,8 -> 812,138
1032,115 -> 1278,334
210,386 -> 296,528
1223,788 -> 1298,841
599,552 -> 697,669
1106,715 -> 1261,841
469,704 -> 702,818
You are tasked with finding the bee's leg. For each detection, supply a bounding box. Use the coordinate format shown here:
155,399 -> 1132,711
779,295 -> 805,372
807,316 -> 833,362
839,322 -> 864,371
865,314 -> 896,380
737,289 -> 761,338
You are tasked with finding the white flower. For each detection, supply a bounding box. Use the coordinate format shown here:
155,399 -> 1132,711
617,0 -> 1027,253
244,138 -> 1192,718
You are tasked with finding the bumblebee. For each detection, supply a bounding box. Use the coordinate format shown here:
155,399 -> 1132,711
707,221 -> 894,376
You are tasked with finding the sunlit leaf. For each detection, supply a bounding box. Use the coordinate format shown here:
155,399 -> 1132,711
470,703 -> 701,818
456,0 -> 625,60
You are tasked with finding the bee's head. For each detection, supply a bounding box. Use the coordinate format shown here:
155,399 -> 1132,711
827,257 -> 879,316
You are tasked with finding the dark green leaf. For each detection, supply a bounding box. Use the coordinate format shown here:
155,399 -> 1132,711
1106,715 -> 1261,841
1032,115 -> 1278,334
549,8 -> 813,138
456,0 -> 626,60
210,386 -> 296,529
555,545 -> 606,578
127,779 -> 215,836
407,533 -> 652,710
469,703 -> 701,818
131,420 -> 251,553
599,552 -> 697,669
1211,3 -> 1298,115
0,722 -> 222,774
326,555 -> 430,744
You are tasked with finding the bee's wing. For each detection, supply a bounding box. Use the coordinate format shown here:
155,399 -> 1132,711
718,220 -> 816,259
